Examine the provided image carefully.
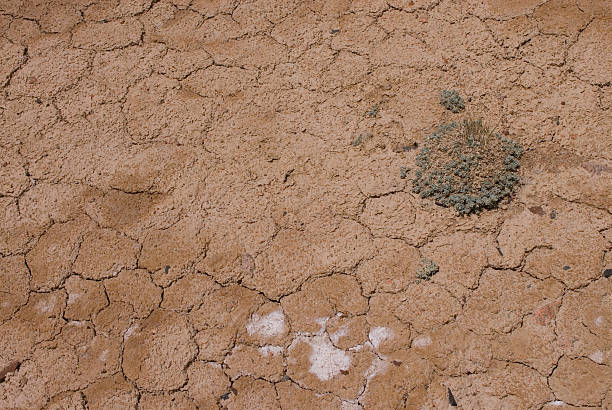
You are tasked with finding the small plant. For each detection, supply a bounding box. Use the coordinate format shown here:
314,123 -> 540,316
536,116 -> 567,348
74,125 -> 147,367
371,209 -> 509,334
417,258 -> 439,280
440,90 -> 465,113
352,131 -> 372,146
365,104 -> 379,117
411,119 -> 523,215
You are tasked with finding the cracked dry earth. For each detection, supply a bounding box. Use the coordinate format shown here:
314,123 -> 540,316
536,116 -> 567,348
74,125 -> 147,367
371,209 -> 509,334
0,0 -> 611,409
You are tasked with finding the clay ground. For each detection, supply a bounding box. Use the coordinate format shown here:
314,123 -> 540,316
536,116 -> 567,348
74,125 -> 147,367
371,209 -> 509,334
0,0 -> 611,409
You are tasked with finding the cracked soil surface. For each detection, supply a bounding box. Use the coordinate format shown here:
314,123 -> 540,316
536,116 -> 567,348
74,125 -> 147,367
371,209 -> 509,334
1,0 -> 611,409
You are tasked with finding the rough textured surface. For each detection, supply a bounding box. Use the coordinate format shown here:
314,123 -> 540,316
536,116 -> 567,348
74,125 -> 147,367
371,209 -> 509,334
0,0 -> 610,408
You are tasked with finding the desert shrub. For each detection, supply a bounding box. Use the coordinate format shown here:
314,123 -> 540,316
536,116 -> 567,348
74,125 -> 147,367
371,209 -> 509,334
411,119 -> 523,215
440,90 -> 465,113
416,258 -> 439,281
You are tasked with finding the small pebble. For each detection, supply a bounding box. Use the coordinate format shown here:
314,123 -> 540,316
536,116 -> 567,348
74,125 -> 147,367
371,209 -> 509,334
563,266 -> 571,271
164,265 -> 170,274
604,269 -> 612,278
220,392 -> 230,401
496,247 -> 503,256
550,210 -> 557,219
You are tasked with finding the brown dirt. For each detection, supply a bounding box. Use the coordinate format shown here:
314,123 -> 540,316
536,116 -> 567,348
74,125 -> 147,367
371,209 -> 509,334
0,0 -> 611,409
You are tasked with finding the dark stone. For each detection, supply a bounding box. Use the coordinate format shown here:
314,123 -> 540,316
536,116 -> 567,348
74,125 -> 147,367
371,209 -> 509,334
550,210 -> 557,219
164,265 -> 170,274
448,388 -> 457,406
340,369 -> 349,375
563,266 -> 571,271
220,392 -> 230,400
604,269 -> 612,278
392,360 -> 402,366
497,247 -> 503,256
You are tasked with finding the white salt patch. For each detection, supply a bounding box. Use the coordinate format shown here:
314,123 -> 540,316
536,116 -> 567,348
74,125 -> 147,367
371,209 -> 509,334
314,317 -> 329,333
340,401 -> 363,410
589,350 -> 604,364
330,325 -> 348,345
124,323 -> 139,339
68,320 -> 86,327
547,400 -> 566,406
364,357 -> 389,382
308,335 -> 351,381
259,345 -> 283,357
36,299 -> 55,313
595,316 -> 603,326
110,265 -> 124,277
349,344 -> 364,352
99,350 -> 109,362
368,327 -> 393,349
412,335 -> 432,348
246,310 -> 286,338
67,292 -> 82,304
